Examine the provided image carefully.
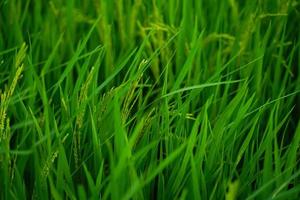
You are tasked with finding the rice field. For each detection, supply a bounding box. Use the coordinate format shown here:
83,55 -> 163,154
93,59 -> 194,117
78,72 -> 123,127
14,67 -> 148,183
0,0 -> 300,199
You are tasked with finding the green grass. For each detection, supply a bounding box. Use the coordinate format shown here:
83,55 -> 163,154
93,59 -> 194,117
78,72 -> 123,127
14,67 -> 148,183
0,0 -> 300,199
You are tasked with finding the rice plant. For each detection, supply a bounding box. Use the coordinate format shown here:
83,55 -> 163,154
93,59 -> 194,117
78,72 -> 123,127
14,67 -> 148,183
0,0 -> 299,199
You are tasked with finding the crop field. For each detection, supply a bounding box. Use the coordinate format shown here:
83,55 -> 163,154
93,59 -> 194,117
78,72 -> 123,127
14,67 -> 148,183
0,0 -> 300,199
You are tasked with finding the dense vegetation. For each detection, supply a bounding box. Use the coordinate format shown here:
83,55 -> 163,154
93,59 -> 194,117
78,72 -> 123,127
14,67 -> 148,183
0,0 -> 299,199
